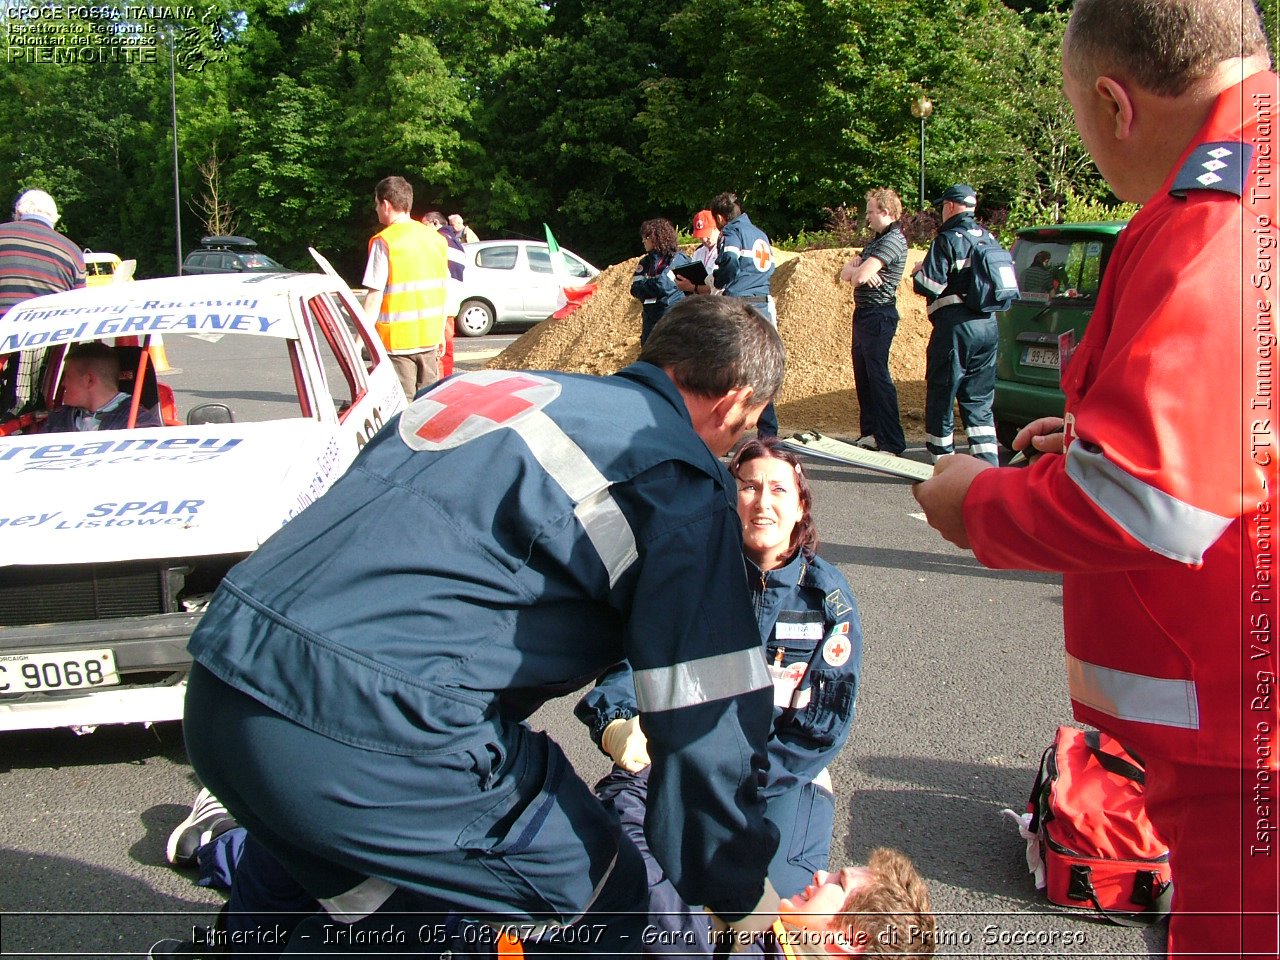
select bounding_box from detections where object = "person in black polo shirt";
[840,187,908,456]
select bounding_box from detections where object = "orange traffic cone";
[149,334,172,372]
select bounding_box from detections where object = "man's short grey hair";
[14,189,59,224]
[639,296,785,406]
[1065,0,1270,97]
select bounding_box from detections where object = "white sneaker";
[165,787,238,867]
[853,435,880,451]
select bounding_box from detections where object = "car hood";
[0,419,351,566]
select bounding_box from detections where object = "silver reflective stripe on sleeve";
[318,876,398,923]
[916,273,946,296]
[722,244,755,262]
[633,647,773,713]
[385,278,447,294]
[1067,654,1199,730]
[1065,440,1232,563]
[517,411,639,587]
[927,294,963,315]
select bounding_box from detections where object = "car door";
[470,244,525,324]
[524,244,594,321]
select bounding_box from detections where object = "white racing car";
[0,273,407,732]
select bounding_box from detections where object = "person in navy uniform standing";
[630,218,692,345]
[911,184,1000,465]
[181,295,788,956]
[711,191,779,437]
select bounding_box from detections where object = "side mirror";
[187,403,235,425]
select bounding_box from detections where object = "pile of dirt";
[488,247,931,438]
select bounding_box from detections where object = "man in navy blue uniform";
[181,295,787,956]
[711,191,779,438]
[911,184,1000,465]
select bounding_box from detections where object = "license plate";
[1022,346,1060,369]
[0,649,120,694]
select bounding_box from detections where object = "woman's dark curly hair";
[728,436,819,559]
[639,218,679,257]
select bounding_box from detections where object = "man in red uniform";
[913,1,1279,956]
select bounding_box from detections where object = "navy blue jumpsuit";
[579,549,862,897]
[183,363,779,953]
[912,212,1000,463]
[713,213,779,437]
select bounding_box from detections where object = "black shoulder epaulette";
[1170,141,1254,198]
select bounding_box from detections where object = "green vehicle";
[993,220,1128,450]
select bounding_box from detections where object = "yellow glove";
[707,879,781,954]
[601,716,650,772]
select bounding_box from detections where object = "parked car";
[0,273,407,732]
[83,250,135,287]
[993,220,1128,450]
[182,235,288,275]
[455,239,599,337]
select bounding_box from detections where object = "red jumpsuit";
[964,71,1280,957]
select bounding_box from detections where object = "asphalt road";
[0,334,1165,958]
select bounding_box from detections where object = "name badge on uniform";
[775,620,823,641]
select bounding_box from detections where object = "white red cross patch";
[399,370,561,451]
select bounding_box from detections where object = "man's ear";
[709,385,755,426]
[1096,75,1135,139]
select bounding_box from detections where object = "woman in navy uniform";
[579,437,863,897]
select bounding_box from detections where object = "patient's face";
[778,867,874,932]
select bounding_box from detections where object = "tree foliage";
[0,0,1260,274]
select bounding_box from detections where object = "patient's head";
[778,848,935,957]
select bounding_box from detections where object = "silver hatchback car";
[456,240,599,337]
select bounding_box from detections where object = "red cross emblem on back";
[399,371,561,450]
[751,238,772,272]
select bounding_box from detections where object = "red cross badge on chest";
[399,371,561,451]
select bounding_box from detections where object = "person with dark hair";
[43,342,162,432]
[710,191,779,437]
[181,294,787,957]
[840,188,908,457]
[914,1,1277,954]
[1019,250,1058,297]
[579,435,862,898]
[423,210,466,377]
[362,176,450,399]
[631,218,692,344]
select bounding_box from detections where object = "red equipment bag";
[1024,726,1172,924]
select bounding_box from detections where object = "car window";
[565,255,592,280]
[475,245,518,270]
[242,253,283,270]
[1013,237,1112,301]
[324,292,382,375]
[527,247,553,275]
[305,294,366,419]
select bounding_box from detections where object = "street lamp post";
[910,95,933,210]
[167,29,183,275]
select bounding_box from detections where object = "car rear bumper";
[0,612,198,732]
[994,379,1066,429]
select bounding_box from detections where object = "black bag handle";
[1083,730,1146,785]
[1068,864,1173,927]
